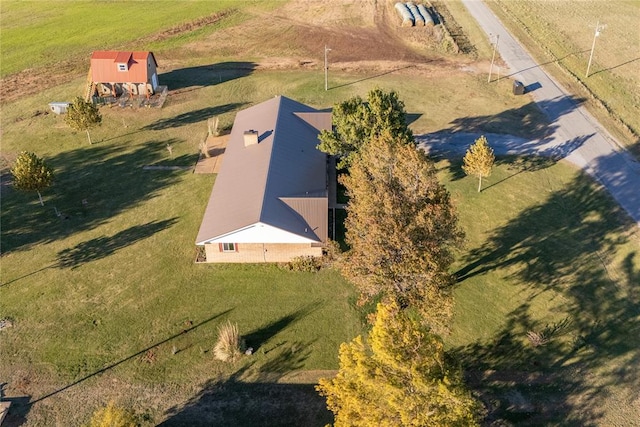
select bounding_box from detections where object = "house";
[195,96,332,263]
[88,51,159,98]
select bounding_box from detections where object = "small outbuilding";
[48,102,70,115]
[88,51,160,99]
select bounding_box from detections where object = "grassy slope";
[443,156,639,426]
[0,1,282,78]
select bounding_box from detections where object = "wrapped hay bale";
[395,2,414,27]
[417,3,435,26]
[406,2,425,26]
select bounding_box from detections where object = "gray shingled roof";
[195,96,331,245]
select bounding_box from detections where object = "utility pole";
[488,34,499,83]
[586,21,605,78]
[324,45,331,91]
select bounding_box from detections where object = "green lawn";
[442,157,640,426]
[0,71,375,426]
[0,1,283,78]
[0,61,530,424]
[2,68,637,426]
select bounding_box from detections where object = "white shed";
[49,102,70,115]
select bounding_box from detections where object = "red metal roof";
[114,51,132,64]
[90,51,157,84]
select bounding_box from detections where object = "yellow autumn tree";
[462,135,495,192]
[317,301,480,426]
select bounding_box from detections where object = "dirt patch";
[0,60,86,104]
[145,10,236,43]
[190,0,454,67]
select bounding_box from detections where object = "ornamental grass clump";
[214,321,244,362]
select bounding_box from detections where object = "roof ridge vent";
[244,130,259,147]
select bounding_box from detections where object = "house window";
[222,243,236,252]
[117,63,127,71]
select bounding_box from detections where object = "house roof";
[196,96,332,245]
[90,51,157,84]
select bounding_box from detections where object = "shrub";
[285,256,321,272]
[87,401,136,427]
[321,240,342,267]
[214,321,244,362]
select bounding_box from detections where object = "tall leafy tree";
[65,97,102,145]
[317,301,481,427]
[462,135,495,192]
[341,132,463,329]
[10,151,54,206]
[318,88,414,169]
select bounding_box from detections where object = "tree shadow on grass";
[433,136,588,189]
[440,95,586,141]
[243,303,321,353]
[159,375,330,427]
[159,305,328,425]
[451,165,639,425]
[160,339,329,427]
[424,101,592,190]
[422,95,590,186]
[160,62,257,92]
[56,218,178,269]
[143,103,246,131]
[479,155,565,192]
[0,140,183,254]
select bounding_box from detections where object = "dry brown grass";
[213,321,244,363]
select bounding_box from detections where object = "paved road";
[422,0,640,226]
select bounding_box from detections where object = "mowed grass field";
[0,1,282,78]
[441,156,640,426]
[1,0,639,425]
[487,0,640,154]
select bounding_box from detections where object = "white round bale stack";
[406,2,425,26]
[417,3,435,26]
[395,2,415,27]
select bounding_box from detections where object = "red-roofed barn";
[89,51,159,98]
